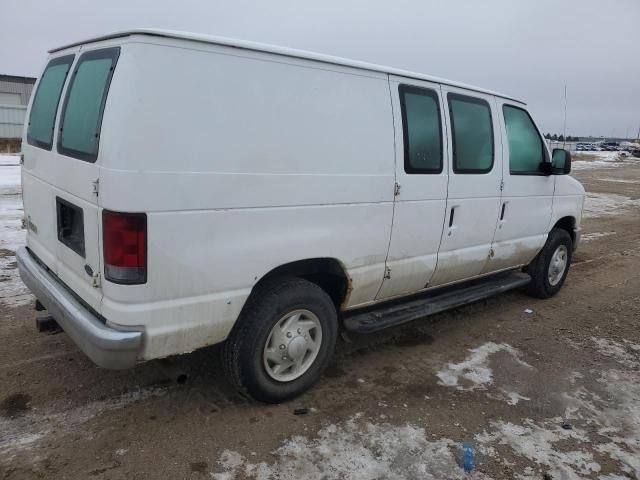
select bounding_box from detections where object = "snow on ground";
[436,342,532,391]
[597,177,640,185]
[0,165,21,195]
[0,386,168,459]
[582,192,640,218]
[0,163,30,307]
[212,339,639,479]
[211,414,489,480]
[474,337,640,479]
[0,154,20,166]
[581,231,616,242]
[571,152,626,171]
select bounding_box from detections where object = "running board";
[344,272,531,334]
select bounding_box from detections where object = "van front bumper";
[17,247,143,369]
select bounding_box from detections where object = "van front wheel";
[222,278,337,403]
[526,228,573,299]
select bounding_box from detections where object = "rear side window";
[27,55,75,150]
[399,85,443,173]
[448,93,494,173]
[58,47,120,162]
[503,105,545,174]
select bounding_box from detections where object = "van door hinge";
[394,182,401,196]
[92,273,101,288]
[499,180,504,191]
[384,266,392,279]
[92,179,99,196]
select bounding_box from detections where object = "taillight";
[102,211,147,284]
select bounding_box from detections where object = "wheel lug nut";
[282,355,288,360]
[286,332,292,338]
[279,344,285,350]
[297,328,301,334]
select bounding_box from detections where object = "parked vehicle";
[18,29,585,402]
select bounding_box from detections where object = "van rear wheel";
[525,228,573,299]
[222,278,337,403]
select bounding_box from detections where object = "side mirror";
[552,148,571,175]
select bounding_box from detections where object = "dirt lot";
[1,152,639,479]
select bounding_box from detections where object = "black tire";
[222,277,338,403]
[525,228,573,299]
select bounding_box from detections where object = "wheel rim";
[548,245,568,286]
[263,309,323,382]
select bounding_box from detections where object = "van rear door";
[22,47,120,312]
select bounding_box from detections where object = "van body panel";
[85,39,395,356]
[21,46,107,312]
[376,76,448,300]
[19,31,585,365]
[428,86,503,287]
[483,99,554,272]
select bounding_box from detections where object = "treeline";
[543,133,580,141]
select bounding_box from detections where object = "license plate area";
[56,197,86,258]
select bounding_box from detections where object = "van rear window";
[58,47,120,162]
[27,55,75,150]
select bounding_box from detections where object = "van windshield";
[27,55,75,150]
[58,47,120,162]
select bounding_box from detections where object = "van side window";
[58,47,120,162]
[26,55,75,150]
[448,93,494,173]
[503,105,545,174]
[399,85,443,174]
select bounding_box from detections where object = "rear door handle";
[500,202,507,220]
[449,207,456,227]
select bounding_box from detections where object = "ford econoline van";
[18,29,585,402]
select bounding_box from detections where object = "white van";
[18,29,585,402]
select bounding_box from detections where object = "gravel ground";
[1,152,640,479]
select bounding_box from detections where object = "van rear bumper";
[17,247,143,369]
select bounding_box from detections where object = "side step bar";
[344,272,531,334]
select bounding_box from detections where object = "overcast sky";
[1,0,638,137]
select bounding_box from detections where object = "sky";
[1,0,638,138]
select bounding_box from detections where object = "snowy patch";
[571,152,624,171]
[477,419,599,479]
[581,231,616,242]
[210,416,488,480]
[436,342,531,391]
[0,165,21,195]
[0,193,30,307]
[597,177,640,185]
[582,193,640,218]
[504,391,531,406]
[591,337,639,369]
[472,338,640,478]
[0,387,167,458]
[0,155,20,166]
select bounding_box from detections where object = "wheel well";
[553,216,576,243]
[254,258,350,309]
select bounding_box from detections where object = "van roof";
[50,28,525,104]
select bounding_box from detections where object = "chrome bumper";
[17,247,143,369]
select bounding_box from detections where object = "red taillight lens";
[103,211,146,284]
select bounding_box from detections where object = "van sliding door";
[376,77,448,300]
[428,88,503,287]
